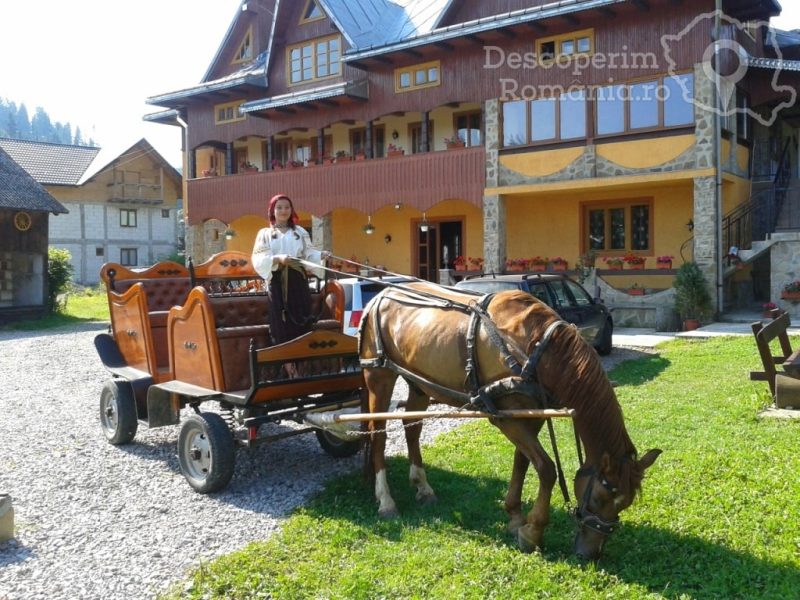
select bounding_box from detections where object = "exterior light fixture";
[394,202,402,210]
[384,234,392,244]
[224,228,236,240]
[363,215,375,235]
[686,218,694,232]
[419,212,429,232]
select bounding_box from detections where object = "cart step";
[155,380,225,399]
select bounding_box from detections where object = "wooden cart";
[94,251,364,493]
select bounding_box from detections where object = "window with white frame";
[120,209,137,228]
[288,36,340,84]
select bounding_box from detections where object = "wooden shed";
[0,147,68,323]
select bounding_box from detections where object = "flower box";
[387,150,405,158]
[781,290,800,302]
[446,141,465,150]
[627,288,645,296]
[551,262,568,272]
[531,264,546,272]
[455,264,467,271]
[607,263,624,271]
[627,263,645,270]
[656,260,672,269]
[507,265,525,272]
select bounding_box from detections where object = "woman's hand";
[321,251,331,260]
[274,254,290,265]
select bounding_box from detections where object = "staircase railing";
[722,137,793,253]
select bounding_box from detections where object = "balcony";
[185,146,486,225]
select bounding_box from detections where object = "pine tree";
[16,104,31,140]
[31,107,54,142]
[73,126,84,146]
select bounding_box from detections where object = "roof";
[0,147,68,214]
[0,138,100,186]
[78,138,183,186]
[240,79,369,113]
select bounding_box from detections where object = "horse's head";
[572,449,661,561]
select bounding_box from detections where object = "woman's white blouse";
[251,225,324,283]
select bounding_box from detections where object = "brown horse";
[358,282,660,560]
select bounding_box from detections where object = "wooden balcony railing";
[185,147,486,225]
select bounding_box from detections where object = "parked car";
[338,276,414,335]
[454,272,613,355]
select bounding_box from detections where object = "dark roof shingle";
[0,138,100,186]
[0,147,68,213]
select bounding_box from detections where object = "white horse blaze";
[409,464,435,500]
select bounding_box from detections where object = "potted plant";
[762,301,780,318]
[468,256,484,271]
[387,143,404,158]
[239,161,258,172]
[528,256,547,271]
[354,150,366,161]
[271,159,284,171]
[453,255,467,271]
[656,255,673,269]
[444,135,465,150]
[623,252,646,269]
[335,150,350,163]
[505,258,528,272]
[627,283,645,296]
[673,262,713,331]
[550,256,568,271]
[781,280,800,301]
[603,256,624,270]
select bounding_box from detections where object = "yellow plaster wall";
[505,183,694,267]
[499,147,584,177]
[736,143,750,173]
[596,135,695,169]
[722,175,752,214]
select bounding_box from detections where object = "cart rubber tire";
[596,319,613,356]
[178,412,235,493]
[99,380,138,445]
[315,428,363,458]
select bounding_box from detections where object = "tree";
[16,103,31,140]
[31,107,54,142]
[73,126,84,146]
[47,248,74,312]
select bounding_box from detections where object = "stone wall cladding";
[483,194,505,274]
[771,237,800,318]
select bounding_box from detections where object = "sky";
[1,1,798,170]
[0,0,241,168]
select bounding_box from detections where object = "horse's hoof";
[517,525,542,554]
[378,507,400,520]
[416,492,438,506]
[507,515,526,535]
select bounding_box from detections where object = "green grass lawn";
[3,286,109,330]
[166,336,799,599]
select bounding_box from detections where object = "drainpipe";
[713,0,724,317]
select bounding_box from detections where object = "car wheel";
[99,380,138,445]
[178,412,235,493]
[315,428,363,458]
[596,319,613,356]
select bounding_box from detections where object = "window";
[288,36,340,84]
[349,126,385,158]
[273,139,291,167]
[409,122,433,153]
[583,200,652,254]
[502,89,586,147]
[537,29,594,63]
[395,61,440,93]
[300,0,324,23]
[215,101,245,124]
[455,111,481,147]
[95,247,104,257]
[120,248,138,267]
[161,209,170,218]
[120,209,137,228]
[233,27,253,63]
[595,73,694,136]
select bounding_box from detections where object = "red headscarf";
[268,194,300,226]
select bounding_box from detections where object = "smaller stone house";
[0,138,183,285]
[0,147,68,323]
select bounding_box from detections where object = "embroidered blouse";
[251,225,324,284]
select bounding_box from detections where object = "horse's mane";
[502,292,644,498]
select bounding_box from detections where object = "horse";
[358,281,661,560]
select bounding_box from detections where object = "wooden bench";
[750,310,800,409]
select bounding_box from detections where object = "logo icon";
[661,11,796,127]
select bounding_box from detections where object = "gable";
[0,147,67,214]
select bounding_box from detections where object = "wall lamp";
[686,218,694,232]
[419,212,430,232]
[384,234,392,244]
[363,215,375,235]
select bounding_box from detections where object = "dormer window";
[215,100,246,124]
[300,0,324,24]
[395,61,441,93]
[536,29,594,64]
[288,35,341,84]
[233,27,253,64]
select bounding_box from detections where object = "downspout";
[713,0,724,317]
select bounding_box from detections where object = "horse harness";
[359,289,584,505]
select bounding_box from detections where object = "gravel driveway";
[0,323,652,599]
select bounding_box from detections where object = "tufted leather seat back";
[211,294,271,329]
[115,278,192,313]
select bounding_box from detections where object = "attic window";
[234,26,253,63]
[536,29,594,64]
[395,61,441,93]
[215,100,246,124]
[300,0,324,23]
[288,35,341,84]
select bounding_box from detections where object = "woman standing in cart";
[252,194,329,345]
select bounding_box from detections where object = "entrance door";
[415,218,463,282]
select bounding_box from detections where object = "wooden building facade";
[147,0,800,324]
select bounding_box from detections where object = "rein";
[572,464,620,536]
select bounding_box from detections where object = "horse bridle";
[572,464,621,537]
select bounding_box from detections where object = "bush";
[47,248,74,312]
[673,261,713,320]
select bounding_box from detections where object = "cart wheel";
[315,428,363,458]
[178,413,235,493]
[99,381,138,445]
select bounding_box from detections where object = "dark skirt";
[268,267,313,344]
